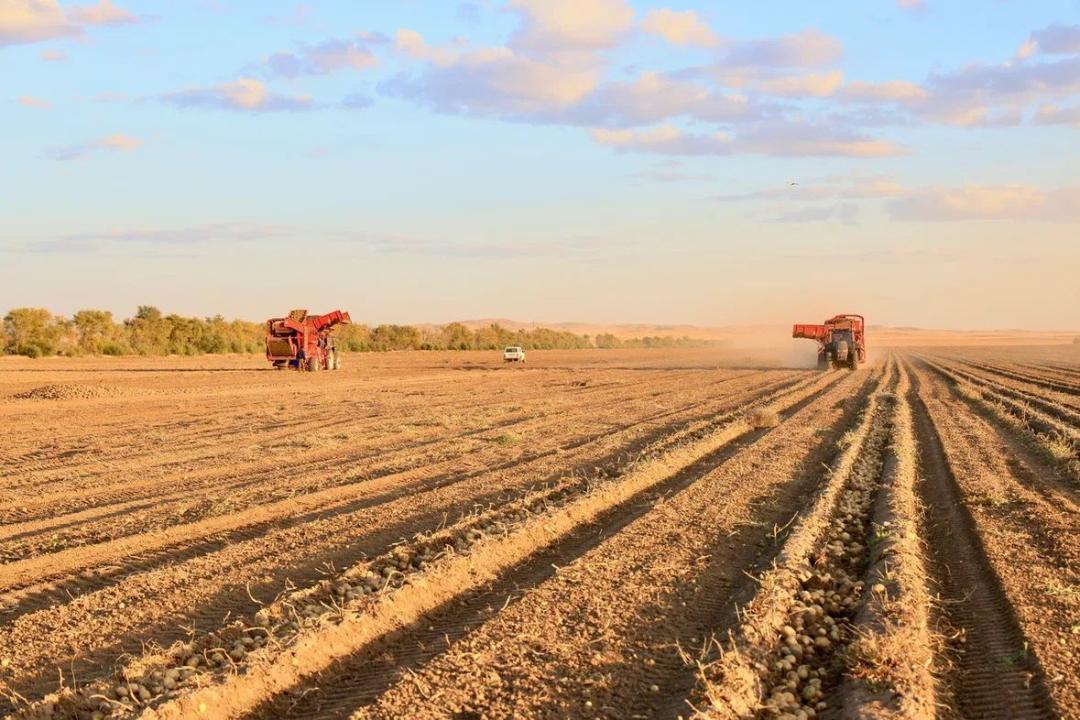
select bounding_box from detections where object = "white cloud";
[383,30,599,116]
[264,35,381,78]
[590,125,732,155]
[733,121,907,157]
[755,70,843,98]
[570,70,760,126]
[722,28,842,68]
[164,78,314,112]
[1027,23,1080,56]
[395,28,458,67]
[838,80,927,104]
[1034,104,1080,127]
[0,0,135,46]
[508,0,634,56]
[68,0,134,26]
[641,9,719,48]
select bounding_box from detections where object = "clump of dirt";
[749,408,781,428]
[14,383,123,400]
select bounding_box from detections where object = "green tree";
[3,308,72,356]
[73,309,119,354]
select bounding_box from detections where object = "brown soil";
[1,347,1076,720]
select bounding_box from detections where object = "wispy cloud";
[40,48,68,62]
[734,121,907,157]
[767,202,860,224]
[341,93,374,110]
[717,176,905,202]
[592,118,904,159]
[1,0,137,46]
[833,23,1080,127]
[1034,104,1080,127]
[68,0,135,26]
[29,223,622,259]
[17,95,51,109]
[590,125,732,155]
[896,0,926,13]
[163,78,314,112]
[721,28,842,69]
[889,185,1080,222]
[48,133,142,161]
[262,34,385,78]
[1026,22,1080,56]
[35,222,290,251]
[382,30,599,117]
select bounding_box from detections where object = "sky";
[2,0,1079,330]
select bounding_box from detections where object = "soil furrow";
[306,371,874,720]
[20,371,844,720]
[0,371,780,561]
[0,372,817,711]
[908,364,1059,720]
[0,370,718,517]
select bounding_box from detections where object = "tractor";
[265,309,351,371]
[793,314,866,370]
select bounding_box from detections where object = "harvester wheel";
[307,357,320,373]
[332,351,341,370]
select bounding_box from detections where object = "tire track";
[909,362,1060,720]
[956,358,1080,398]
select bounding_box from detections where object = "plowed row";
[2,347,1077,720]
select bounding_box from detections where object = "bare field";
[1,347,1077,720]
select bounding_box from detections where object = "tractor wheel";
[332,352,341,370]
[307,357,320,372]
[835,341,849,369]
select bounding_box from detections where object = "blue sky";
[2,1,1079,329]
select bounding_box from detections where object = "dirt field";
[1,346,1077,720]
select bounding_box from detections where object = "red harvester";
[792,314,866,370]
[265,309,351,371]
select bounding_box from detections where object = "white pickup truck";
[503,346,526,363]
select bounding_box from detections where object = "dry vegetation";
[0,345,1076,720]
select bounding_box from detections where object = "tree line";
[1,307,718,358]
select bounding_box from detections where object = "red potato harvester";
[792,314,866,370]
[265,309,351,371]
